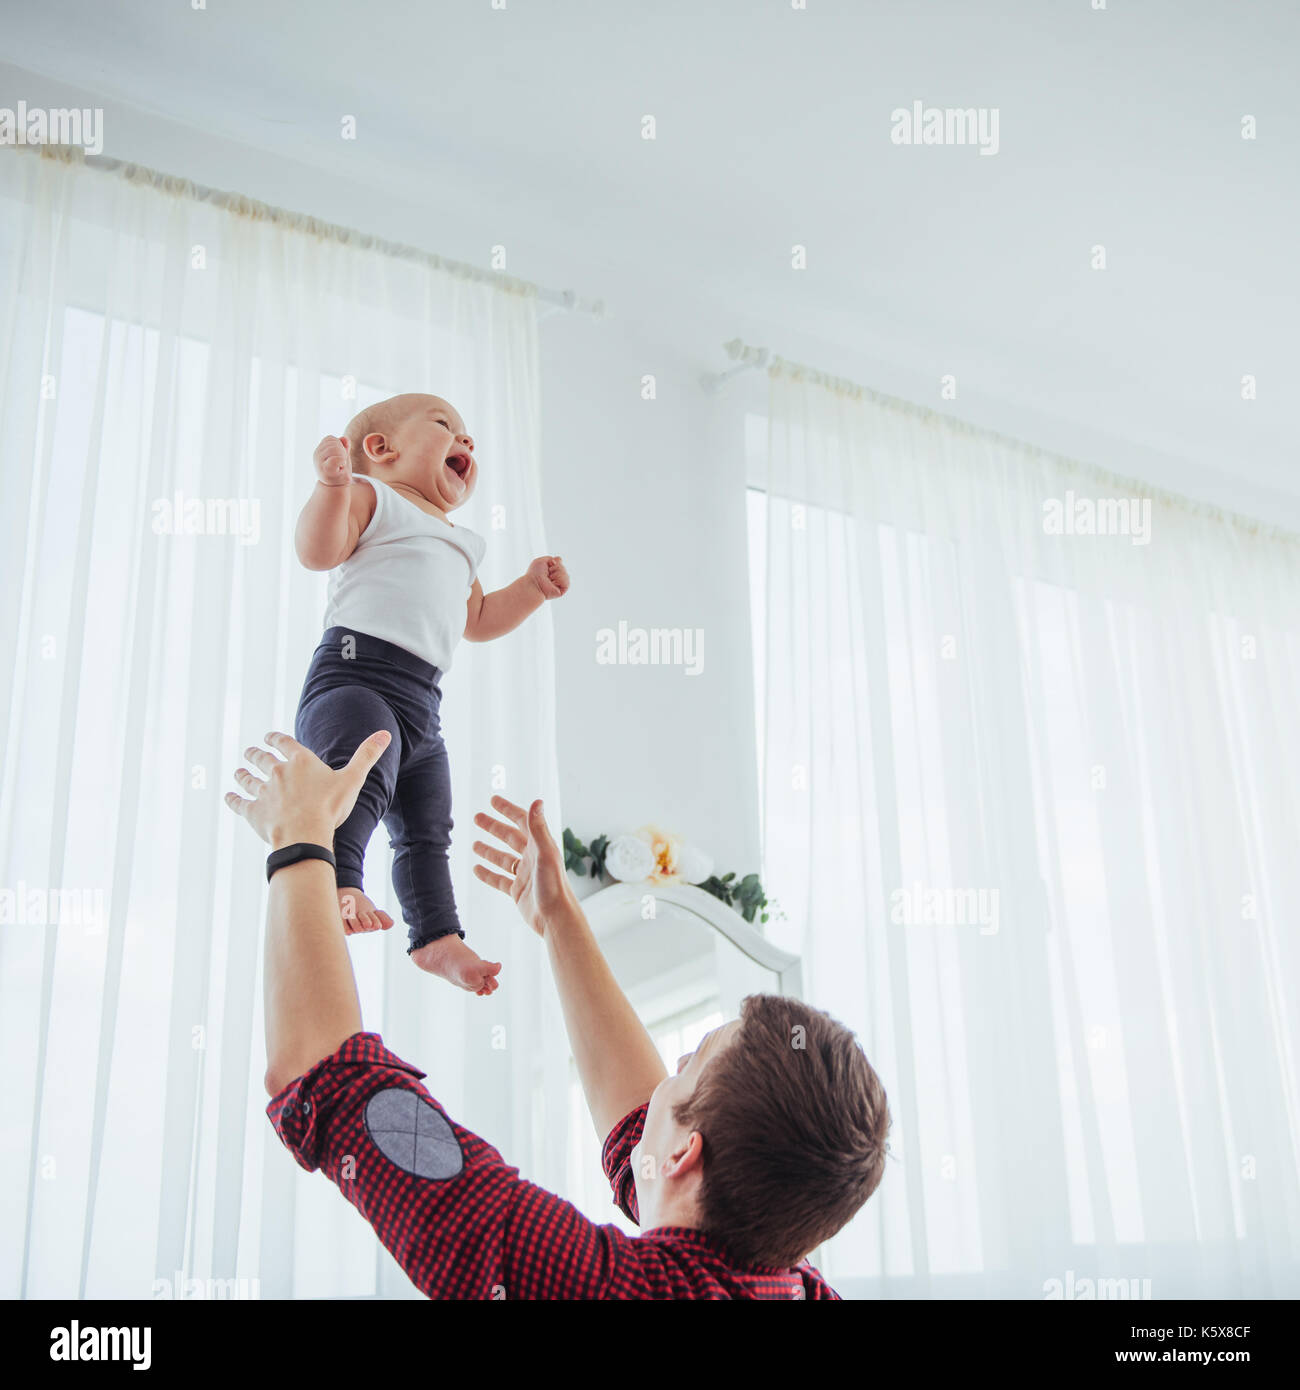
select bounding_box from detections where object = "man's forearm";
[543,896,668,1141]
[466,576,544,642]
[263,851,363,1095]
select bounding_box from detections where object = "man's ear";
[663,1129,706,1179]
[363,430,394,464]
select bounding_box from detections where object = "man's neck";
[637,1194,703,1234]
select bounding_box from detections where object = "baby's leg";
[295,682,402,932]
[384,732,502,995]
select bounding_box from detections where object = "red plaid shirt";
[268,1032,840,1300]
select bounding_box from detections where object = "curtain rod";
[707,337,1300,545]
[24,144,607,318]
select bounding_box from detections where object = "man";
[226,729,890,1298]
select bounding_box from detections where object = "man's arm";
[266,1031,644,1299]
[225,729,390,1092]
[228,733,649,1299]
[544,897,669,1142]
[263,858,361,1094]
[464,556,569,642]
[473,796,668,1140]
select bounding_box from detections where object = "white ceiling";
[4,0,1297,517]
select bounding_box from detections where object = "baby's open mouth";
[446,452,471,480]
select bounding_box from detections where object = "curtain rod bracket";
[701,343,769,392]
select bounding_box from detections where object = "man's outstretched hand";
[225,729,391,848]
[472,795,574,937]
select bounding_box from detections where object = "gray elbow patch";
[364,1088,464,1180]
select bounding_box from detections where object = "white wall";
[539,310,761,876]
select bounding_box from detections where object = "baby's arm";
[295,435,375,571]
[464,557,569,642]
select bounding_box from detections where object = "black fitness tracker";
[266,842,337,882]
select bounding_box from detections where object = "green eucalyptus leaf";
[697,876,730,904]
[736,874,769,924]
[562,827,589,875]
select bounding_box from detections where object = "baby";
[293,392,568,995]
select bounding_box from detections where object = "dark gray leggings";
[294,626,462,951]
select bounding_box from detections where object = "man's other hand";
[472,795,574,937]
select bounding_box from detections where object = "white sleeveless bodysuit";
[321,474,486,672]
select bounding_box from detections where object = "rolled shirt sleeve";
[600,1101,648,1225]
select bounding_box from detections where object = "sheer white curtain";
[0,148,570,1299]
[754,362,1300,1298]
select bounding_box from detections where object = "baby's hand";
[528,555,569,600]
[314,434,351,488]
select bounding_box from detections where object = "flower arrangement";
[563,824,776,926]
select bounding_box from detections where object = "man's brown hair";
[673,994,890,1268]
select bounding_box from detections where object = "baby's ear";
[362,430,390,462]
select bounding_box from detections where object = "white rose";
[676,844,714,884]
[604,834,655,883]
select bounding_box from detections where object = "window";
[745,428,1156,1278]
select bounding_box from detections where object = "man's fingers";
[528,799,558,847]
[473,840,520,874]
[345,730,392,780]
[233,767,264,795]
[489,794,527,826]
[264,731,306,756]
[337,731,392,796]
[474,809,526,851]
[243,745,281,774]
[224,791,251,818]
[473,863,513,895]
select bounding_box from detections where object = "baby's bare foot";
[410,934,502,995]
[338,888,394,935]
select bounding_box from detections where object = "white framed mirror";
[581,881,803,1011]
